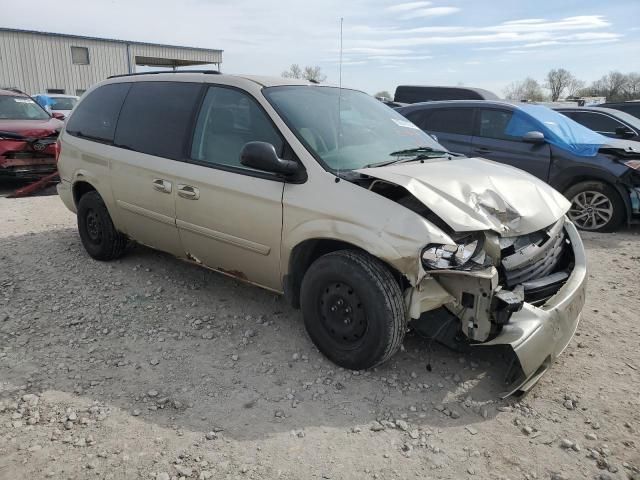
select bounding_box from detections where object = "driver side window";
[191,87,284,169]
[478,109,538,141]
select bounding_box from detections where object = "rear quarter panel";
[57,131,124,229]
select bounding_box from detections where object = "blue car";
[397,101,640,232]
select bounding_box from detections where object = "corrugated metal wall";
[0,30,222,95]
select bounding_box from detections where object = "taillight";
[55,139,61,163]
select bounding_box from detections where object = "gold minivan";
[57,72,586,394]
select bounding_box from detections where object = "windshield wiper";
[389,146,450,157]
[364,147,450,168]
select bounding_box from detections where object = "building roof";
[0,27,222,54]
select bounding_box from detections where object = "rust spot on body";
[218,268,248,281]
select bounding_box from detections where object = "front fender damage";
[406,219,586,396]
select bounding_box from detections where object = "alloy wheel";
[568,190,614,230]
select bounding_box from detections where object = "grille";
[500,220,568,288]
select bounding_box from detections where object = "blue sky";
[3,0,639,97]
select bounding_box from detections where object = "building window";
[76,89,86,96]
[71,46,90,65]
[47,88,65,94]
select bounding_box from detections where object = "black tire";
[300,250,407,370]
[77,191,127,260]
[564,181,625,232]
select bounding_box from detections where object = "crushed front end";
[410,217,586,395]
[0,131,59,179]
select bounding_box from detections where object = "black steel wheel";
[300,250,406,370]
[319,281,367,347]
[77,190,128,260]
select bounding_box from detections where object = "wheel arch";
[283,238,409,309]
[72,180,97,207]
[551,170,631,224]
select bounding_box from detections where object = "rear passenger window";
[190,87,283,169]
[66,83,130,142]
[114,82,202,160]
[424,108,474,135]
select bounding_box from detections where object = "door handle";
[474,147,491,154]
[177,184,200,200]
[152,178,172,193]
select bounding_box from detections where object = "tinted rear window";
[422,108,474,135]
[114,82,202,160]
[66,83,130,142]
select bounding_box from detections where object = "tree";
[566,77,585,98]
[303,66,327,83]
[374,90,392,99]
[545,68,579,101]
[622,72,640,100]
[587,71,628,101]
[503,77,546,102]
[281,64,303,79]
[282,64,327,82]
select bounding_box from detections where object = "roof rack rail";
[4,87,28,95]
[108,70,221,79]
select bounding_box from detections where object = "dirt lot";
[1,188,639,480]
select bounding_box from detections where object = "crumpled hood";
[357,157,571,236]
[0,118,63,138]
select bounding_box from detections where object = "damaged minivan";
[57,72,587,394]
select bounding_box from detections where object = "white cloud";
[386,1,432,12]
[400,6,461,20]
[347,15,621,51]
[343,47,415,55]
[367,54,433,61]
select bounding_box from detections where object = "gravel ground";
[0,190,639,480]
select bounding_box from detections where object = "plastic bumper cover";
[481,220,587,395]
[56,179,76,213]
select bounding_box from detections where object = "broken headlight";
[421,235,486,270]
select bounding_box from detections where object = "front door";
[174,86,285,291]
[472,108,552,181]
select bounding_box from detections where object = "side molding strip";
[176,219,271,256]
[116,200,175,226]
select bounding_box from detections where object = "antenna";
[336,17,344,182]
[339,17,343,90]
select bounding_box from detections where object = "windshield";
[50,97,77,111]
[509,104,606,157]
[0,96,50,121]
[263,86,445,170]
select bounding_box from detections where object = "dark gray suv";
[397,100,640,232]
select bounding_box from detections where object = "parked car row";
[395,99,640,232]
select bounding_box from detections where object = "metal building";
[0,28,223,96]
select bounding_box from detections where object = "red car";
[0,89,63,179]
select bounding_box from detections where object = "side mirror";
[240,141,300,176]
[615,126,635,138]
[430,133,439,143]
[51,112,65,120]
[522,131,545,144]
